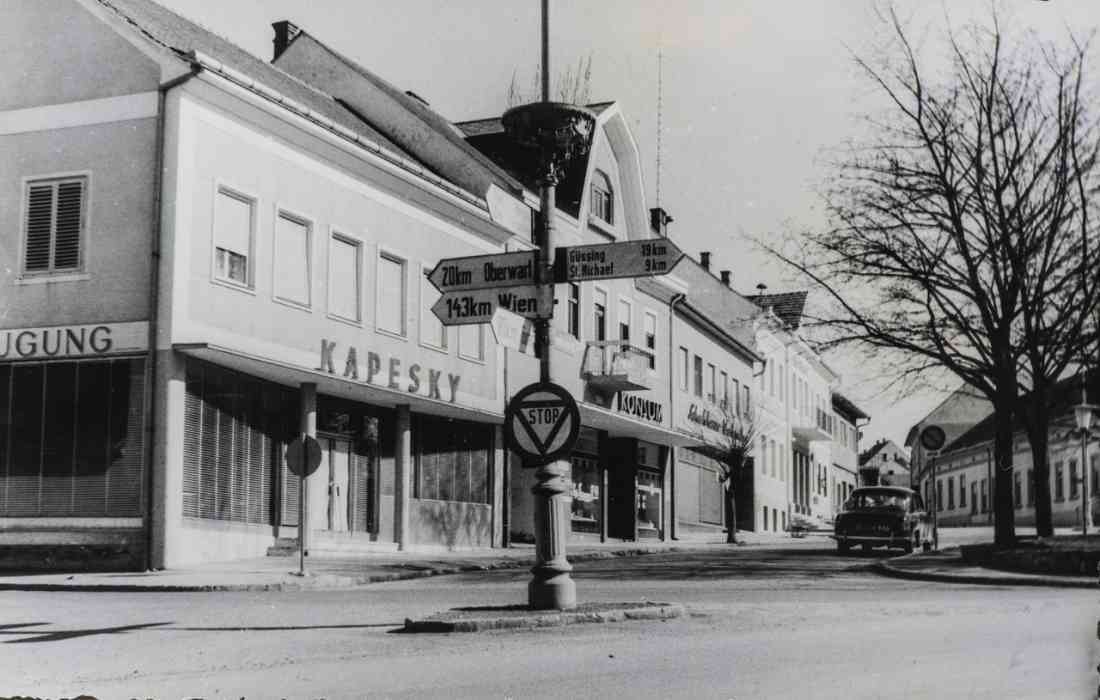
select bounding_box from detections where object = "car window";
[850,491,910,509]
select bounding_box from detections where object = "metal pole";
[931,452,939,551]
[527,0,575,611]
[298,440,306,576]
[1082,381,1090,537]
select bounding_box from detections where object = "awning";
[175,343,503,425]
[578,402,706,447]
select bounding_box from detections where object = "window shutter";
[24,184,53,272]
[53,180,84,270]
[183,367,203,518]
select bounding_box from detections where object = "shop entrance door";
[310,437,351,532]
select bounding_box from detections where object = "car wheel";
[861,544,872,553]
[837,541,850,554]
[921,541,932,552]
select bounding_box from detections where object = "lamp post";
[502,0,595,610]
[1073,389,1097,537]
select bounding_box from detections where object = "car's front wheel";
[837,539,850,554]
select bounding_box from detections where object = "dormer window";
[590,170,613,224]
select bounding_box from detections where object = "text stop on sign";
[505,382,580,464]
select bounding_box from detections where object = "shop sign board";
[432,285,553,326]
[427,250,538,293]
[554,239,684,283]
[489,307,535,354]
[0,321,148,360]
[285,435,322,477]
[505,381,581,464]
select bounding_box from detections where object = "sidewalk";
[874,547,1098,589]
[0,531,797,592]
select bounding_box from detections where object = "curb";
[0,546,678,593]
[872,556,1098,589]
[402,602,684,633]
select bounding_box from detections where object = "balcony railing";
[582,341,653,393]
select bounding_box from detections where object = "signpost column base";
[528,458,576,610]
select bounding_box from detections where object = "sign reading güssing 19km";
[554,239,685,283]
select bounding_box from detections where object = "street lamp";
[1073,393,1097,536]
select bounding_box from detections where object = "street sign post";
[285,435,322,576]
[505,382,581,464]
[490,307,535,354]
[428,250,538,293]
[431,285,553,326]
[919,426,946,552]
[554,239,684,283]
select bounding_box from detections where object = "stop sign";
[285,435,323,477]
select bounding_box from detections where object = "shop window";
[213,186,253,287]
[377,252,407,336]
[643,312,657,370]
[571,454,600,533]
[590,170,614,224]
[636,469,662,536]
[274,210,311,307]
[1054,461,1064,501]
[23,175,86,275]
[329,233,361,322]
[419,270,446,349]
[0,359,145,517]
[413,416,491,504]
[568,283,580,338]
[182,360,293,524]
[594,288,607,341]
[459,324,484,362]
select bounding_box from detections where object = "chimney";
[699,251,711,271]
[272,21,301,61]
[720,270,731,287]
[649,207,673,237]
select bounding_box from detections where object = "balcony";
[792,408,831,443]
[582,341,653,393]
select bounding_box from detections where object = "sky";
[156,0,1100,451]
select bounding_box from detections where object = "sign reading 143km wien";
[505,382,580,464]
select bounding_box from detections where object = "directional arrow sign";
[431,285,553,326]
[554,239,684,283]
[428,250,538,293]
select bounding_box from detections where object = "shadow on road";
[3,621,171,644]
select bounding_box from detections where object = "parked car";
[833,486,932,554]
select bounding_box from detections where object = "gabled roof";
[94,0,411,158]
[832,392,869,421]
[749,291,808,330]
[943,369,1100,453]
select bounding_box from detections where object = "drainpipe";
[144,66,200,571]
[668,293,686,539]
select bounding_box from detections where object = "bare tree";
[764,8,1100,547]
[690,402,764,544]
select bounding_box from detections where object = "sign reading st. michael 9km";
[554,238,684,283]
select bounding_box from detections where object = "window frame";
[418,266,448,352]
[20,172,91,280]
[593,286,608,342]
[590,169,614,225]
[693,354,703,398]
[643,310,657,371]
[567,282,580,339]
[271,205,314,310]
[210,182,257,292]
[375,248,408,338]
[617,297,632,344]
[458,323,485,363]
[327,229,363,325]
[678,346,689,391]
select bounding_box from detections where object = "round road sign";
[505,382,581,464]
[286,435,323,477]
[919,425,946,452]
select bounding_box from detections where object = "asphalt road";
[2,540,1095,699]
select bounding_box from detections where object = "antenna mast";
[656,48,663,208]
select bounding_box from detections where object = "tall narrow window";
[377,253,406,335]
[274,211,311,306]
[743,385,751,416]
[678,347,688,391]
[593,288,607,342]
[959,473,967,508]
[213,187,253,286]
[644,312,657,370]
[420,270,446,349]
[1070,459,1079,499]
[618,299,631,343]
[459,324,484,361]
[1013,471,1022,508]
[693,355,703,397]
[1092,455,1099,497]
[23,176,86,275]
[329,234,361,322]
[720,371,729,408]
[590,170,613,224]
[707,363,716,403]
[1054,461,1064,501]
[733,378,741,414]
[567,282,580,338]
